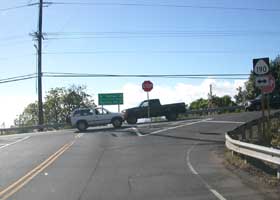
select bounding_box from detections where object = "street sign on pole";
[261,74,275,94]
[253,58,270,75]
[142,80,153,124]
[255,76,269,87]
[142,80,153,92]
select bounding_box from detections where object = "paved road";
[0,111,277,200]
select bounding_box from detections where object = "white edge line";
[203,120,245,124]
[210,189,227,200]
[186,144,227,200]
[186,145,199,175]
[131,127,143,137]
[139,118,213,137]
[0,136,30,150]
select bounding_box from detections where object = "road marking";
[0,141,75,200]
[75,133,84,138]
[186,144,227,200]
[186,145,198,175]
[139,118,212,137]
[0,136,30,150]
[131,127,142,136]
[203,120,244,124]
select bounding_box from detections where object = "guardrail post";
[257,120,262,141]
[249,125,253,141]
[277,166,280,179]
[241,126,246,141]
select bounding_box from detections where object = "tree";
[14,102,38,127]
[44,88,64,124]
[234,86,246,104]
[212,95,236,107]
[189,98,208,110]
[61,85,95,123]
[190,95,236,110]
[14,85,95,126]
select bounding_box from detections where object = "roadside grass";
[224,150,280,186]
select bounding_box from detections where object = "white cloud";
[0,95,36,128]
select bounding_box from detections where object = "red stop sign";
[262,74,275,94]
[142,80,153,92]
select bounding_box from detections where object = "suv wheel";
[112,118,122,128]
[77,121,88,131]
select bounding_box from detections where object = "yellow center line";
[0,141,75,200]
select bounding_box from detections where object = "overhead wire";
[43,72,249,80]
[47,1,280,12]
[41,50,277,55]
[0,74,37,84]
[0,3,37,12]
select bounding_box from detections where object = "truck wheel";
[77,121,88,131]
[166,113,177,121]
[112,118,122,128]
[127,117,137,124]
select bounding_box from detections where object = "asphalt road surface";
[0,111,277,200]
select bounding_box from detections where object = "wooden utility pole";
[37,0,44,126]
[208,84,213,109]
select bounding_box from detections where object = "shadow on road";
[75,126,133,134]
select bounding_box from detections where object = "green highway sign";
[98,93,124,105]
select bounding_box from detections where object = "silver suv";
[70,107,124,131]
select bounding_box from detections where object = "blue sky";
[0,0,280,126]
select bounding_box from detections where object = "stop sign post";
[142,80,153,122]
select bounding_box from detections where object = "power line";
[44,72,250,76]
[0,3,37,12]
[48,1,280,12]
[41,50,279,55]
[0,73,36,82]
[0,72,249,85]
[0,74,37,84]
[43,72,249,80]
[46,30,280,36]
[44,30,280,40]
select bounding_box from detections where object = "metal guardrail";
[0,124,67,135]
[225,111,280,179]
[186,105,244,115]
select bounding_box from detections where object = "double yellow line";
[0,141,75,200]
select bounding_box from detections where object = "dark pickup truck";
[123,99,186,124]
[245,94,280,111]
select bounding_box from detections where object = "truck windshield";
[139,101,149,107]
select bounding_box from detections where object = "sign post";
[253,57,273,139]
[142,80,153,124]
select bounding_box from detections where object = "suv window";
[96,108,109,115]
[74,109,92,116]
